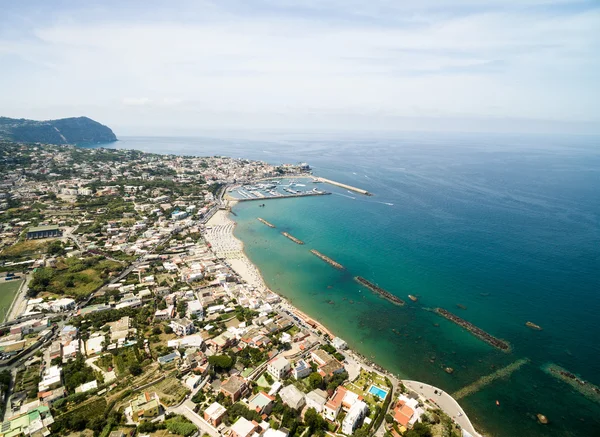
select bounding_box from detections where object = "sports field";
[0,279,23,322]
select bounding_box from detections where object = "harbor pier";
[314,177,372,196]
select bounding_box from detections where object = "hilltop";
[0,116,117,145]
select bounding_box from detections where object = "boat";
[496,400,500,406]
[456,304,467,310]
[408,295,418,302]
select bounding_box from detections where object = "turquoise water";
[96,132,600,437]
[369,385,389,400]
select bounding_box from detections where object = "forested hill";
[0,116,117,145]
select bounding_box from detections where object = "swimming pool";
[368,384,389,400]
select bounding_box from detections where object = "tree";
[405,422,433,437]
[354,428,369,437]
[47,240,66,256]
[308,372,323,389]
[177,301,187,318]
[208,354,234,372]
[129,363,143,376]
[326,370,348,391]
[304,407,327,435]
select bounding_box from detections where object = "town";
[0,142,468,437]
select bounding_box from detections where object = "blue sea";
[95,132,600,437]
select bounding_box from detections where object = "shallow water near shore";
[98,132,600,437]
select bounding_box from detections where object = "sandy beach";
[203,205,480,437]
[204,207,269,292]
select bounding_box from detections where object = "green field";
[0,279,23,321]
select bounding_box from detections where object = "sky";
[0,0,599,135]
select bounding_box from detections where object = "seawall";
[314,177,372,196]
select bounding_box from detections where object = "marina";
[434,308,511,352]
[281,232,304,245]
[354,276,405,306]
[310,249,345,269]
[227,178,330,202]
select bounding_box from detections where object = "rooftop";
[27,225,59,233]
[221,375,246,394]
[204,402,227,419]
[230,417,257,437]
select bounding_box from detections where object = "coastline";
[204,203,481,437]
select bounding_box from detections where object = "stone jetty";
[257,217,275,228]
[434,308,510,352]
[354,276,405,306]
[281,232,304,244]
[543,364,600,403]
[310,250,344,269]
[453,359,529,400]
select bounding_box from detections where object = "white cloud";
[122,97,152,106]
[0,1,598,132]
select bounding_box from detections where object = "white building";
[186,300,204,320]
[50,298,76,312]
[332,337,347,350]
[184,374,202,390]
[292,359,311,379]
[167,334,204,349]
[279,384,305,410]
[342,400,368,435]
[263,430,288,437]
[231,417,257,437]
[305,389,328,413]
[170,318,195,336]
[267,356,290,380]
[38,366,62,392]
[154,305,175,321]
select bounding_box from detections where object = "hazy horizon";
[1,0,599,134]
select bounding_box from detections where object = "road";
[402,380,481,437]
[169,400,221,437]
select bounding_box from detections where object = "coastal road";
[402,380,481,437]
